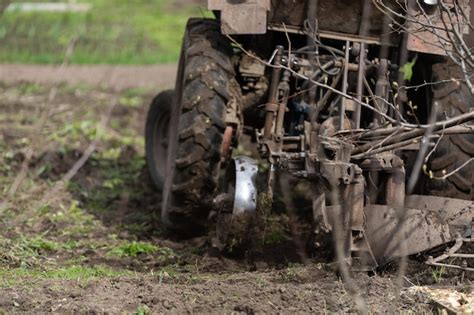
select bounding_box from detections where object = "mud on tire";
[163,19,241,234]
[426,60,474,200]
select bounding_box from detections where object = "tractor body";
[147,0,474,271]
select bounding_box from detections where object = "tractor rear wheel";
[145,90,173,191]
[162,18,241,234]
[426,60,474,200]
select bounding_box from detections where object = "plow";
[146,0,474,272]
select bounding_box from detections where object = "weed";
[102,178,124,190]
[263,229,288,245]
[51,201,99,236]
[136,304,151,315]
[23,236,62,252]
[432,266,445,284]
[16,83,45,95]
[255,276,268,288]
[119,95,143,108]
[49,120,106,143]
[0,234,81,268]
[278,265,301,283]
[0,265,130,286]
[56,82,96,95]
[108,241,162,257]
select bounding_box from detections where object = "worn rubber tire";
[426,61,474,200]
[145,90,173,191]
[162,18,241,234]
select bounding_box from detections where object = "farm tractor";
[146,0,474,271]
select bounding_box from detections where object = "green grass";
[0,0,211,64]
[136,304,151,315]
[0,265,131,287]
[0,83,177,288]
[108,241,173,258]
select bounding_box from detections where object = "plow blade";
[364,195,473,266]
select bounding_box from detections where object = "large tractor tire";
[427,60,474,200]
[162,18,241,234]
[145,90,173,191]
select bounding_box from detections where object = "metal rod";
[374,59,389,126]
[340,41,350,131]
[316,71,343,114]
[355,43,366,129]
[275,71,291,141]
[263,46,284,140]
[267,25,383,45]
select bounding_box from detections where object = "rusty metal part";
[268,0,393,40]
[311,151,473,269]
[339,41,351,131]
[405,195,473,227]
[239,54,266,77]
[314,70,343,117]
[333,60,360,72]
[209,0,270,34]
[354,43,366,129]
[263,46,284,140]
[360,154,405,206]
[374,59,390,123]
[269,24,385,45]
[312,159,378,270]
[208,1,473,273]
[221,126,234,161]
[274,71,291,142]
[364,195,473,266]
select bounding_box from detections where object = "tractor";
[146,0,474,271]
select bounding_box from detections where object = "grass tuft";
[108,241,171,258]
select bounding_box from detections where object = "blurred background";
[0,0,207,65]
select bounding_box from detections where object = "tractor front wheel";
[161,18,242,235]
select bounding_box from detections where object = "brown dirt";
[0,75,471,314]
[0,64,177,91]
[0,266,433,314]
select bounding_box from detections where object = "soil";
[0,266,431,314]
[0,64,177,91]
[0,69,472,314]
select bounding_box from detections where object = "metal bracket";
[224,156,259,215]
[208,0,271,34]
